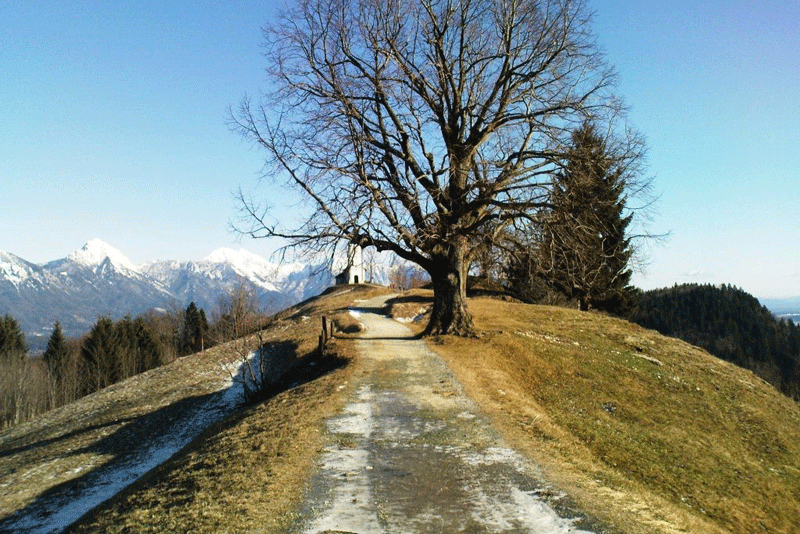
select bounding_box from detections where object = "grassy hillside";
[0,284,390,533]
[3,285,798,534]
[427,296,800,534]
[632,283,800,399]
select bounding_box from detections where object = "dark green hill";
[632,283,800,399]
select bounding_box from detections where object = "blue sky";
[2,1,798,298]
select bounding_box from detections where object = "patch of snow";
[327,403,373,437]
[304,386,382,534]
[1,353,257,534]
[510,487,591,533]
[460,446,528,471]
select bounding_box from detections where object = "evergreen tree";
[132,316,165,372]
[80,317,120,394]
[0,314,27,361]
[43,321,70,383]
[115,315,139,379]
[114,316,166,379]
[181,302,209,355]
[538,122,635,314]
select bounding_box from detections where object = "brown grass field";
[425,294,800,534]
[2,284,798,534]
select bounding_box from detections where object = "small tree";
[0,314,27,362]
[537,122,636,314]
[181,302,209,355]
[80,317,120,394]
[131,316,166,372]
[43,322,70,384]
[213,284,261,343]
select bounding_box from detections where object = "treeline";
[1,285,267,429]
[632,283,800,400]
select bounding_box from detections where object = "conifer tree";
[115,315,137,378]
[113,316,166,379]
[80,317,120,393]
[133,316,165,372]
[43,321,70,383]
[0,314,27,361]
[538,122,635,314]
[181,302,209,355]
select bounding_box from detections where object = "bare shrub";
[212,284,265,343]
[0,357,53,429]
[223,329,300,405]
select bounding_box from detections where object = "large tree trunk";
[424,240,474,336]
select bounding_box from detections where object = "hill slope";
[432,296,800,534]
[2,288,798,534]
[0,284,390,533]
[631,283,800,399]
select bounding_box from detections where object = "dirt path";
[292,295,599,534]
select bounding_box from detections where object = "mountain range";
[5,239,797,352]
[0,239,343,351]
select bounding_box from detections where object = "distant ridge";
[632,283,800,399]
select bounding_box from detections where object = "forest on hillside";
[0,286,265,429]
[632,283,800,400]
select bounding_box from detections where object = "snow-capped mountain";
[43,240,173,304]
[0,240,339,352]
[0,251,76,347]
[142,247,334,316]
[0,250,61,290]
[47,239,142,277]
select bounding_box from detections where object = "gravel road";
[293,294,598,534]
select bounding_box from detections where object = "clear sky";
[2,1,798,298]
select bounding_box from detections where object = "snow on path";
[0,357,254,534]
[295,294,597,533]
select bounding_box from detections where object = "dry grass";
[422,295,800,534]
[1,284,391,534]
[0,339,244,520]
[384,289,432,335]
[7,284,798,534]
[65,284,392,533]
[67,355,353,534]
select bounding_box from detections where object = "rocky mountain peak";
[67,239,139,274]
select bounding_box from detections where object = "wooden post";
[318,334,324,356]
[322,316,328,343]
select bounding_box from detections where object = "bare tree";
[212,284,263,343]
[232,0,643,335]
